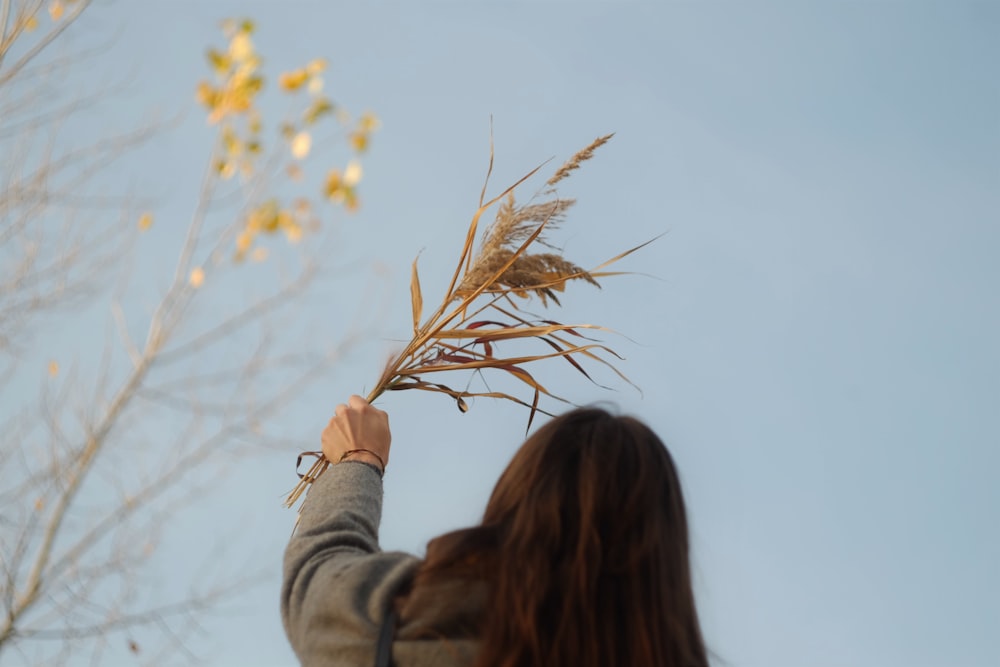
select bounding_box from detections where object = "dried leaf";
[410,257,423,335]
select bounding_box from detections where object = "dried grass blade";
[398,347,615,392]
[390,380,557,417]
[285,457,329,507]
[489,305,609,343]
[534,335,611,389]
[479,118,495,208]
[492,364,551,426]
[431,323,605,341]
[410,256,423,335]
[467,320,511,329]
[560,341,639,394]
[589,234,664,273]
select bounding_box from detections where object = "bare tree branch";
[0,6,381,662]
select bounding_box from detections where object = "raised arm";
[281,397,418,666]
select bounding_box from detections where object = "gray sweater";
[282,462,483,667]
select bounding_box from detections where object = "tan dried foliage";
[287,133,648,508]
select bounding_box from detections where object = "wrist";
[338,448,386,476]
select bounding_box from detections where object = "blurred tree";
[0,2,378,663]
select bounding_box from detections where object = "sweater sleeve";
[282,461,420,667]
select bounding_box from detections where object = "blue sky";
[11,1,999,666]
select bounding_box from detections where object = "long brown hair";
[406,407,708,667]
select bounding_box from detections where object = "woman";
[282,395,708,667]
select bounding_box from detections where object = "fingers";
[333,396,372,419]
[322,396,390,469]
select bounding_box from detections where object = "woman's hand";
[322,395,391,473]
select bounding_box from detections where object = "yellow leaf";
[48,360,59,377]
[343,160,363,186]
[228,73,263,111]
[24,14,39,31]
[251,247,269,262]
[228,32,253,62]
[358,112,380,132]
[349,131,369,153]
[195,81,218,109]
[48,1,64,21]
[344,189,359,212]
[258,201,281,232]
[303,98,334,125]
[284,222,303,243]
[189,267,205,288]
[306,58,327,75]
[410,257,423,334]
[307,76,323,94]
[236,231,253,254]
[221,125,240,154]
[290,131,311,159]
[279,69,308,92]
[137,213,153,230]
[206,48,230,77]
[324,169,344,201]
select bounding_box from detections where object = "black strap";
[374,606,398,667]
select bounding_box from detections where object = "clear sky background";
[11,1,1000,666]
